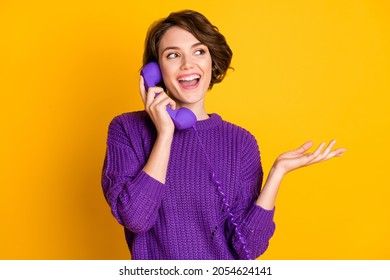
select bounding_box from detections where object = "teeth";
[178,75,200,81]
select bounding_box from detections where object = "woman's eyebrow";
[161,42,204,53]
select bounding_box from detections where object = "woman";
[101,10,345,260]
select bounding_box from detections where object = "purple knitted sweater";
[102,111,275,260]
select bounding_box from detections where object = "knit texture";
[102,111,275,260]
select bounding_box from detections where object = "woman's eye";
[167,53,178,59]
[194,49,206,55]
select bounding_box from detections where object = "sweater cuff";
[244,204,275,230]
[128,170,166,202]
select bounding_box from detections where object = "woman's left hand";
[273,140,346,176]
[256,140,346,210]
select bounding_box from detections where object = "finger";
[287,141,313,156]
[145,87,155,111]
[312,142,326,158]
[277,141,314,161]
[325,147,347,159]
[166,97,176,110]
[308,145,346,165]
[145,86,164,110]
[155,96,176,112]
[139,75,147,104]
[322,139,337,156]
[313,140,336,162]
[304,142,326,165]
[148,92,177,117]
[151,90,169,105]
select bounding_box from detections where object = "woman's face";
[158,26,212,109]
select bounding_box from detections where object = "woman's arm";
[102,114,167,233]
[101,76,177,232]
[139,75,176,184]
[256,140,346,210]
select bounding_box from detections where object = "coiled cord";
[193,126,252,260]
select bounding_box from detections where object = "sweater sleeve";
[231,132,276,259]
[101,113,165,233]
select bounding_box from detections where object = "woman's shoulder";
[219,116,257,141]
[109,111,152,131]
[110,110,148,124]
[219,118,261,158]
[106,111,155,144]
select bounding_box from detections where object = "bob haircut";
[143,10,233,89]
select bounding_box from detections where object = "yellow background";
[1,0,389,259]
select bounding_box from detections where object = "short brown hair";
[143,10,233,89]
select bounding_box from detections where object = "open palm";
[274,140,346,176]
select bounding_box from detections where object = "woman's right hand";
[139,75,175,184]
[140,75,176,136]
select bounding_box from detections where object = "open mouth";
[178,74,201,89]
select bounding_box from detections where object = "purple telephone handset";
[141,62,197,130]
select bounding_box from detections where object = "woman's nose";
[180,56,194,70]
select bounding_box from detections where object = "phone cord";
[193,126,252,260]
